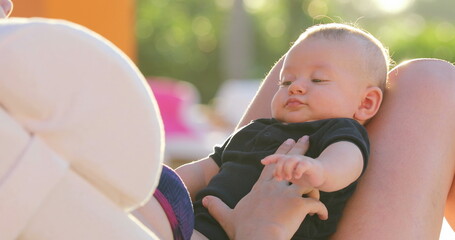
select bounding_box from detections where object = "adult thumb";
[202,196,234,237]
[304,198,329,220]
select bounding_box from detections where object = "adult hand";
[202,138,328,240]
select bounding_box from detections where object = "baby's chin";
[275,116,320,124]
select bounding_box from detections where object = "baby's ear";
[354,86,383,122]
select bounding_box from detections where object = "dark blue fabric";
[156,165,194,240]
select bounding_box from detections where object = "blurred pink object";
[147,77,199,137]
[147,77,222,164]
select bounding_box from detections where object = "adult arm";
[236,56,284,129]
[332,59,455,239]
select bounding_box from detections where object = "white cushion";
[0,18,164,239]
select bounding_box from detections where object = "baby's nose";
[288,81,306,95]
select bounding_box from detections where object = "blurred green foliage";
[136,0,224,102]
[136,0,455,103]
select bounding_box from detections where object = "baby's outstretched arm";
[262,140,363,192]
[261,153,324,188]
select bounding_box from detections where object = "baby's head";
[271,23,390,125]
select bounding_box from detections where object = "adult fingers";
[303,189,320,217]
[287,135,310,155]
[289,181,315,196]
[305,188,320,199]
[301,197,329,220]
[259,156,295,182]
[202,196,234,238]
[274,138,296,154]
[257,163,278,182]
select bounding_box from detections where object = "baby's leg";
[332,59,455,239]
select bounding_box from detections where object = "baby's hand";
[261,154,324,187]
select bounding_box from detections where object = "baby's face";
[271,36,369,123]
[0,0,12,18]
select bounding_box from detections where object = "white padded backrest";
[0,18,164,210]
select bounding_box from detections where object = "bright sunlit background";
[373,0,414,13]
[136,0,455,103]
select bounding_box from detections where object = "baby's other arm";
[175,157,220,201]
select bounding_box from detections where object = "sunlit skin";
[0,0,12,18]
[271,36,377,125]
[261,33,384,194]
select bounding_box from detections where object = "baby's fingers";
[283,159,299,180]
[293,161,310,179]
[287,135,310,155]
[273,158,286,180]
[261,154,283,165]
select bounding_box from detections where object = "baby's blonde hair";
[296,23,391,91]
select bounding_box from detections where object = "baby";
[177,23,390,239]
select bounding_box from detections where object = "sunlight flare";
[373,0,414,13]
